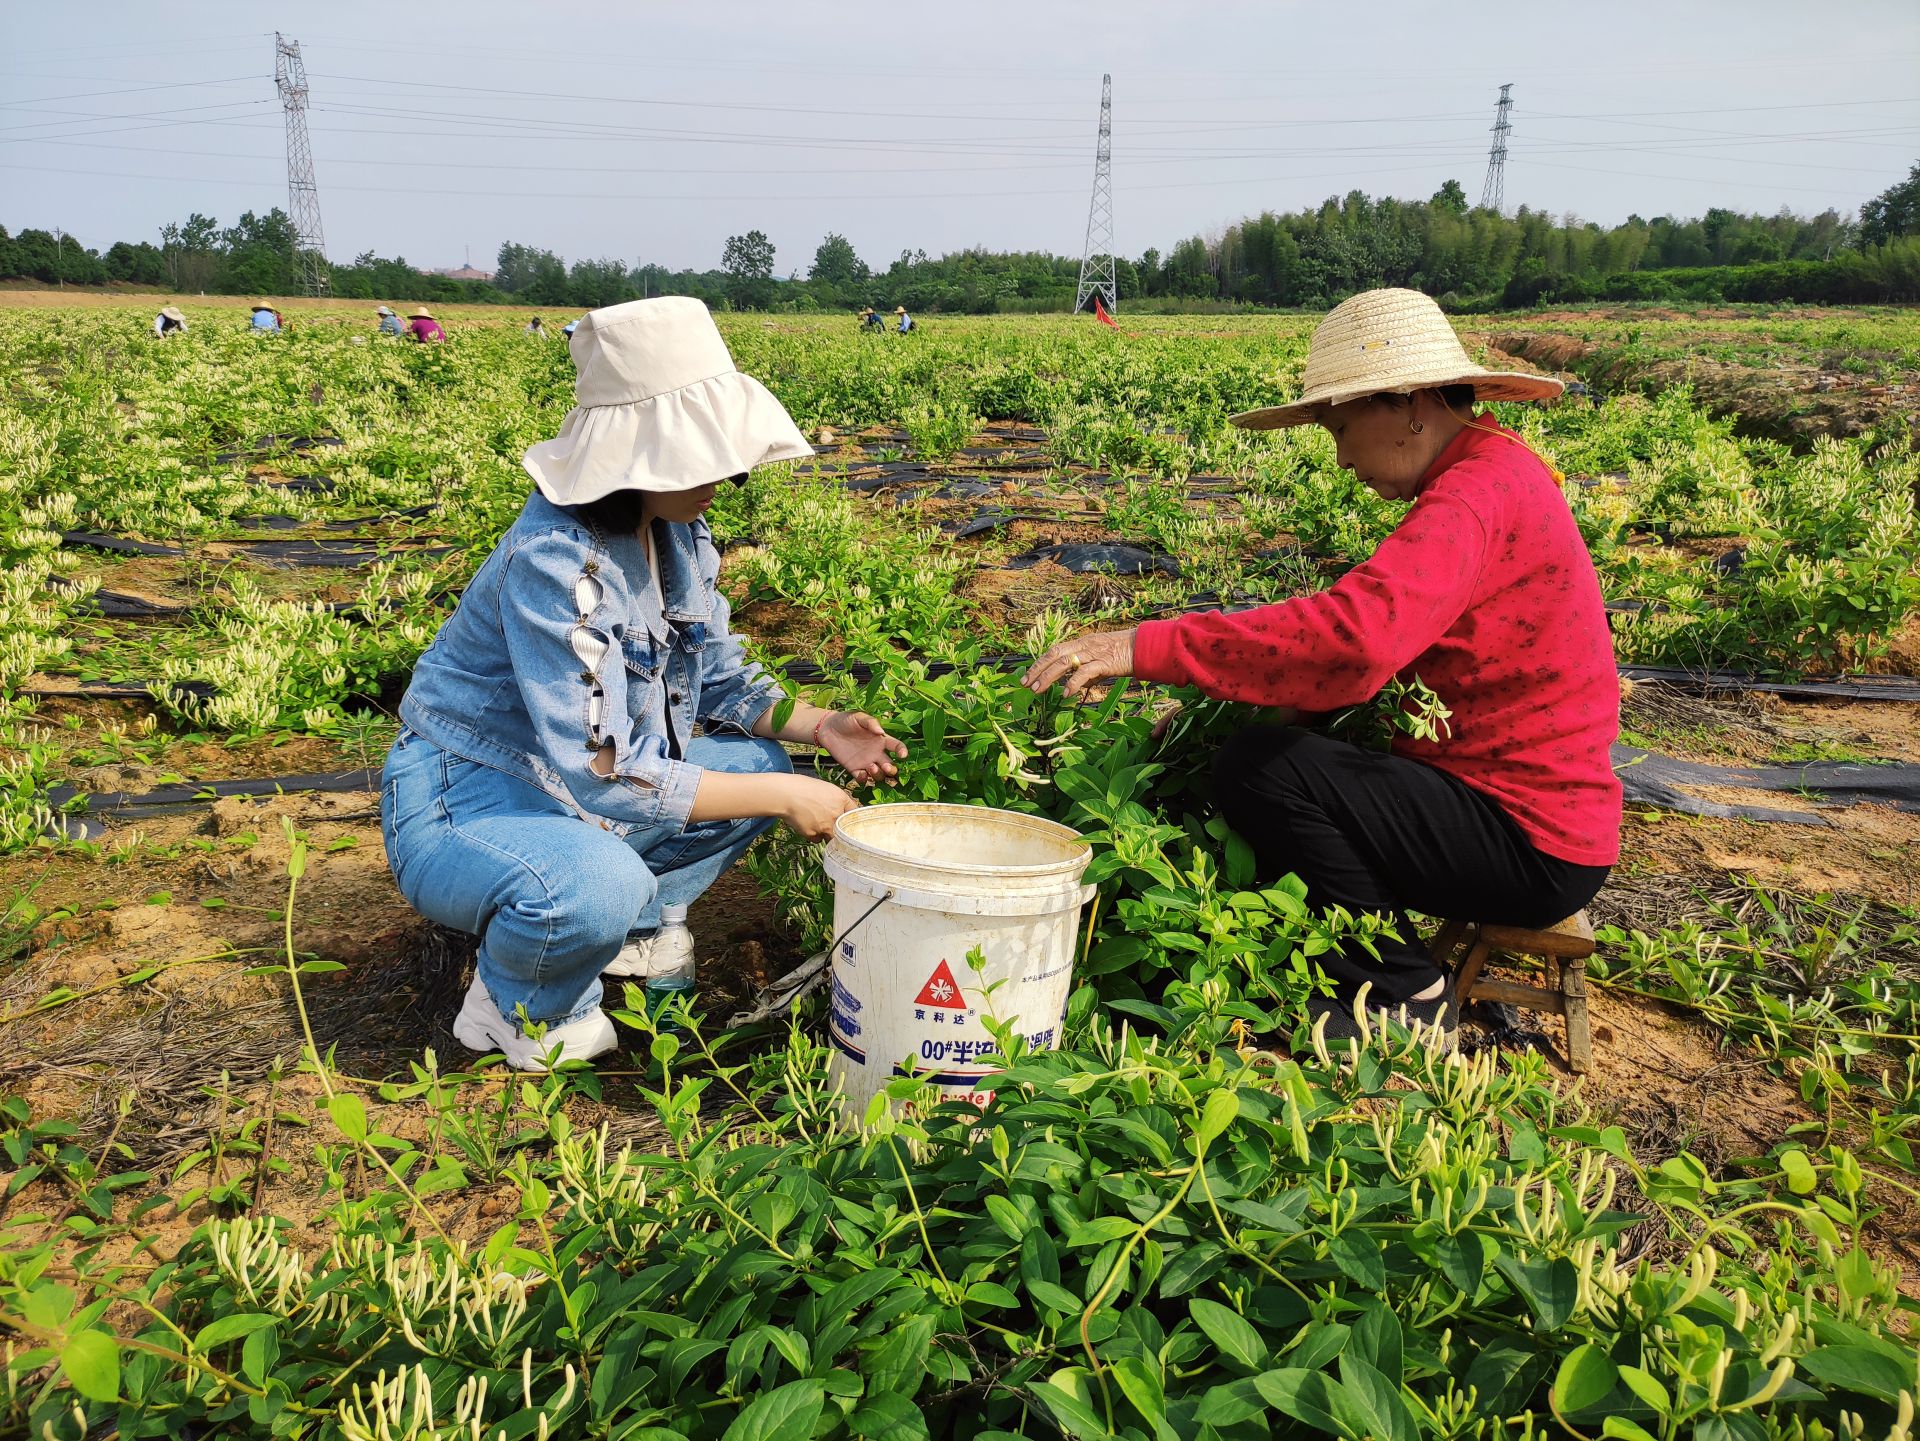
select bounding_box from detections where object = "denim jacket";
[399,491,782,830]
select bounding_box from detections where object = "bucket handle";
[829,887,894,956]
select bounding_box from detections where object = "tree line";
[5,162,1916,311]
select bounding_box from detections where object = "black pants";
[1212,726,1610,1005]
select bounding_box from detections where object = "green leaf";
[241,1325,280,1387]
[1348,1299,1404,1385]
[1157,1240,1224,1298]
[325,1093,366,1143]
[850,1390,931,1441]
[193,1313,280,1352]
[1614,1363,1669,1413]
[1779,1148,1818,1195]
[984,1193,1029,1243]
[1798,1344,1912,1403]
[1189,1298,1266,1371]
[1194,1088,1239,1150]
[965,1281,1020,1309]
[750,1190,799,1241]
[1424,1229,1491,1296]
[1462,1339,1543,1415]
[1494,1252,1579,1331]
[862,1313,934,1397]
[1602,1419,1662,1441]
[722,1378,826,1441]
[60,1329,118,1403]
[1327,1230,1387,1291]
[1553,1344,1619,1416]
[1251,1369,1346,1435]
[1111,1357,1179,1441]
[1194,1377,1267,1426]
[1028,1280,1084,1315]
[1336,1355,1417,1441]
[1029,1372,1109,1441]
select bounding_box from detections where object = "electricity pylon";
[1480,82,1513,214]
[1074,73,1117,315]
[275,33,329,296]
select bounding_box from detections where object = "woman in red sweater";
[1025,288,1621,1041]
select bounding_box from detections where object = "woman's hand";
[1023,629,1136,700]
[777,775,861,841]
[818,711,908,785]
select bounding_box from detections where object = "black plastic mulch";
[56,734,1920,835]
[942,509,1052,539]
[47,768,380,820]
[1620,665,1920,703]
[61,532,183,558]
[210,539,458,570]
[209,433,346,465]
[67,588,191,619]
[229,504,436,533]
[59,530,454,570]
[1006,542,1182,578]
[1613,743,1920,825]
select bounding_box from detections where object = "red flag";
[1093,295,1119,329]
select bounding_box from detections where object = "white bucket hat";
[522,296,812,504]
[1231,287,1562,431]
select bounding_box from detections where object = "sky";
[3,0,1917,276]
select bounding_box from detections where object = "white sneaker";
[452,977,618,1071]
[602,924,695,979]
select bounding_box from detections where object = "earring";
[1409,419,1425,434]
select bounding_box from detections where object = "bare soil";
[1483,329,1920,451]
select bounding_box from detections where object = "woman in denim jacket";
[385,297,906,1069]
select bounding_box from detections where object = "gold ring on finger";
[1069,653,1083,667]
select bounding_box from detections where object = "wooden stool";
[1429,912,1595,1073]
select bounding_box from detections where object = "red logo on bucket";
[913,959,967,1009]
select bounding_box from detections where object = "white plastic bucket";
[823,802,1095,1118]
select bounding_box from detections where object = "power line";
[0,74,265,109]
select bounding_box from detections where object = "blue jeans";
[381,727,790,1029]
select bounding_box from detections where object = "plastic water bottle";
[643,954,696,1019]
[640,906,694,1024]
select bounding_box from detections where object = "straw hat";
[159,306,185,323]
[375,305,395,316]
[1230,287,1562,431]
[521,296,812,505]
[893,306,907,314]
[409,307,434,320]
[250,302,273,312]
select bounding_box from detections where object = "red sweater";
[1134,420,1622,866]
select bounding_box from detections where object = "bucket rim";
[830,801,1091,882]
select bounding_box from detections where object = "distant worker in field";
[249,302,283,334]
[1025,288,1620,1047]
[859,306,883,332]
[894,305,913,334]
[562,318,580,338]
[406,306,445,343]
[383,297,908,1069]
[526,316,546,336]
[153,305,187,337]
[375,304,404,337]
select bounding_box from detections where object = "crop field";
[1,299,1918,1438]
